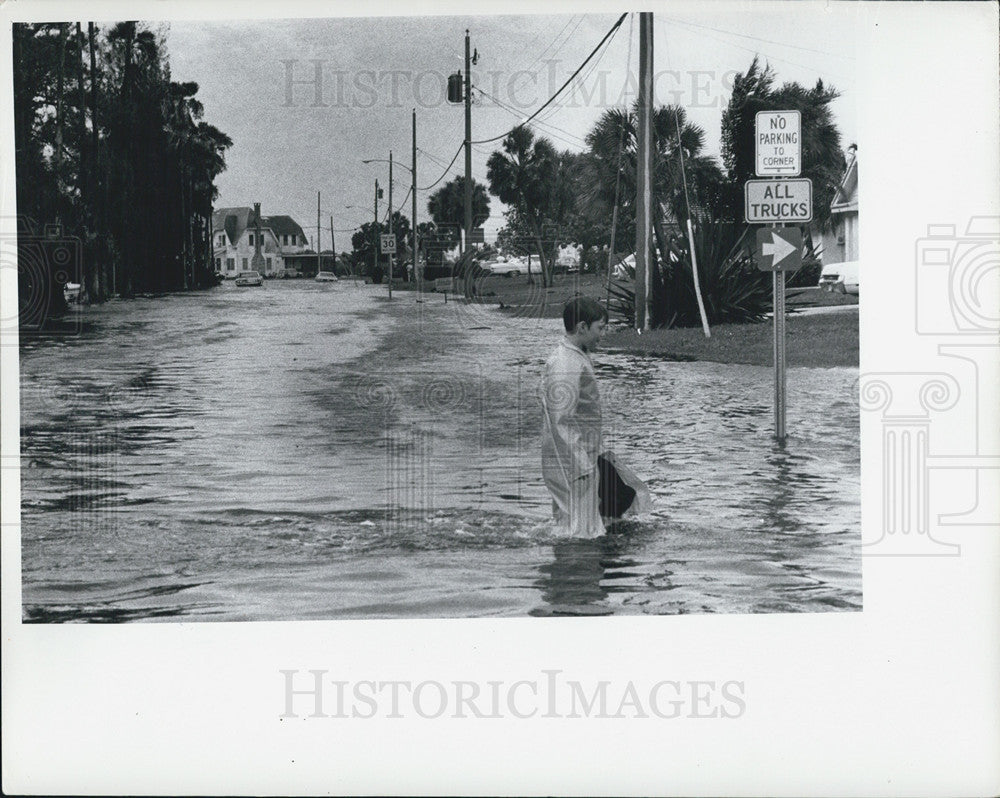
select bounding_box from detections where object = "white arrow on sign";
[762,231,797,268]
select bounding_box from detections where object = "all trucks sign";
[755,110,801,176]
[744,178,813,224]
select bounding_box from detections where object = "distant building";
[211,206,308,277]
[821,145,859,264]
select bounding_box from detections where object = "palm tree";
[486,127,573,288]
[721,56,847,242]
[104,21,162,295]
[426,176,491,255]
[583,103,726,324]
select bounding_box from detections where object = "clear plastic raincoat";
[540,338,606,538]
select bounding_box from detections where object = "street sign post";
[380,234,396,254]
[745,178,813,224]
[748,109,809,443]
[753,226,802,444]
[755,227,802,271]
[755,110,801,176]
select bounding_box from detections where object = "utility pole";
[388,150,393,299]
[635,12,653,331]
[329,216,336,275]
[464,29,473,268]
[316,190,321,276]
[373,178,379,279]
[412,108,419,293]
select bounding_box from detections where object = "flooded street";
[19,281,861,620]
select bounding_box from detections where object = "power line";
[471,12,627,145]
[531,26,618,131]
[658,16,851,83]
[507,14,586,98]
[473,84,587,150]
[417,15,624,193]
[662,15,854,60]
[417,142,464,192]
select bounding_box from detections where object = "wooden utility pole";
[635,12,653,331]
[316,191,321,275]
[388,151,394,299]
[412,108,419,292]
[464,29,473,266]
[373,179,379,278]
[329,216,336,274]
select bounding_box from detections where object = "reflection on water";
[19,281,861,621]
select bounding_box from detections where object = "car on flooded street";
[234,270,263,287]
[483,257,528,277]
[819,260,859,295]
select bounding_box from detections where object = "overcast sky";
[165,6,858,250]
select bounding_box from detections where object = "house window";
[291,234,296,246]
[242,258,248,269]
[283,234,288,245]
[249,233,255,247]
[266,257,272,269]
[226,258,235,271]
[215,258,221,269]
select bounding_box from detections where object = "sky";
[164,4,859,251]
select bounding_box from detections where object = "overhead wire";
[661,15,854,60]
[658,15,851,82]
[531,21,621,130]
[506,14,585,99]
[417,142,464,192]
[472,85,587,150]
[470,12,627,145]
[403,14,626,198]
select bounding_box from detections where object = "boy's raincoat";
[540,339,605,538]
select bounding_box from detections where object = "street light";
[361,110,420,293]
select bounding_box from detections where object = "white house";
[211,206,309,278]
[820,145,859,264]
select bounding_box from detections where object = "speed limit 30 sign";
[380,234,396,254]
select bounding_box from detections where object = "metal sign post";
[753,225,802,442]
[773,271,786,442]
[380,234,396,299]
[748,117,810,443]
[754,226,801,444]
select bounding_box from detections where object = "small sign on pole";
[754,227,802,272]
[380,234,396,254]
[745,178,813,224]
[755,110,801,176]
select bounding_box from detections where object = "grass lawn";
[601,312,858,368]
[411,270,858,367]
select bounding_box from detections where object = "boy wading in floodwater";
[540,297,609,538]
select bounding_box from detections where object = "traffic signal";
[447,72,463,104]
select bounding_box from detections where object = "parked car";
[314,271,338,282]
[484,257,527,277]
[282,267,301,279]
[819,260,859,295]
[234,270,263,287]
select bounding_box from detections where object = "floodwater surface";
[19,280,861,620]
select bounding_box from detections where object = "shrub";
[607,216,774,328]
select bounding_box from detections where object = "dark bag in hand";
[597,453,637,518]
